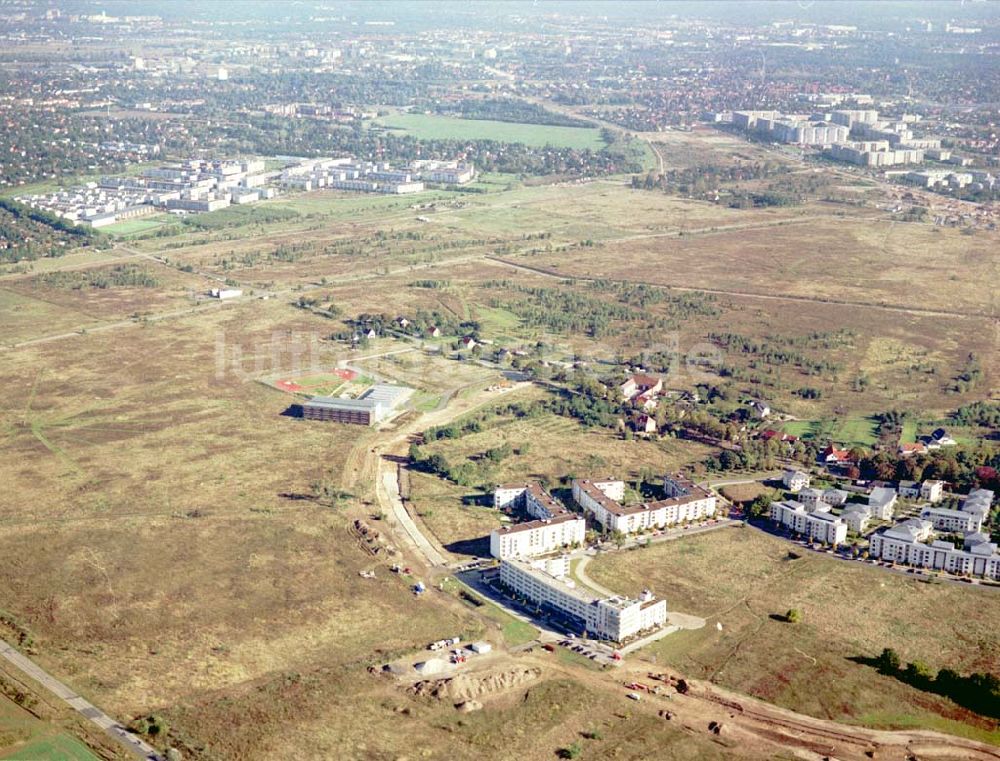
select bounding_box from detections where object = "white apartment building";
[827,142,924,167]
[489,514,586,560]
[830,109,880,127]
[842,504,872,534]
[782,469,811,493]
[769,500,848,545]
[798,488,824,509]
[498,557,667,642]
[868,487,898,520]
[898,479,945,503]
[869,522,1000,580]
[573,478,717,535]
[920,507,983,534]
[494,482,564,519]
[922,480,945,503]
[822,488,850,507]
[962,489,994,522]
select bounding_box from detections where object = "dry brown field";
[589,528,1000,745]
[0,129,996,758]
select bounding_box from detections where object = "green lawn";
[103,214,172,237]
[0,694,100,761]
[475,305,521,335]
[782,417,879,447]
[0,734,101,761]
[899,418,918,445]
[376,113,608,151]
[442,578,539,647]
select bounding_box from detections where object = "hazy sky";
[59,0,998,30]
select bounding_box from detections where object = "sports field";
[101,214,173,237]
[376,113,608,150]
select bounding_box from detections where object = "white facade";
[489,515,586,560]
[798,488,823,509]
[921,480,945,503]
[782,470,810,493]
[868,487,898,520]
[920,507,982,534]
[842,505,872,534]
[210,288,243,299]
[494,484,527,511]
[494,481,563,518]
[574,478,717,535]
[869,522,1000,580]
[770,500,848,545]
[498,558,667,642]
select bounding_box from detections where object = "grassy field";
[0,690,107,761]
[376,112,608,150]
[589,528,1000,744]
[102,214,173,237]
[782,417,880,447]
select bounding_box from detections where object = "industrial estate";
[0,2,998,761]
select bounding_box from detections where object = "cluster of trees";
[436,98,593,128]
[0,198,100,263]
[706,438,783,473]
[708,331,846,377]
[38,264,159,290]
[485,284,652,338]
[952,401,1000,428]
[424,400,548,443]
[951,352,984,394]
[333,310,479,343]
[409,440,520,489]
[727,191,799,209]
[853,446,1000,495]
[588,279,719,318]
[630,161,788,197]
[872,648,999,719]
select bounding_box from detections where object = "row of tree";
[872,648,999,719]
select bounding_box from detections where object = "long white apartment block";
[573,475,717,535]
[869,519,1000,580]
[498,556,666,643]
[489,514,586,559]
[920,506,983,534]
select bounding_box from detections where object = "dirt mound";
[409,666,541,702]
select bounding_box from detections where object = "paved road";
[378,462,448,567]
[0,639,163,760]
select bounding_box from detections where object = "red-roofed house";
[620,373,662,401]
[821,445,852,465]
[898,442,928,458]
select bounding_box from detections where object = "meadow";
[589,528,1000,744]
[376,112,608,150]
